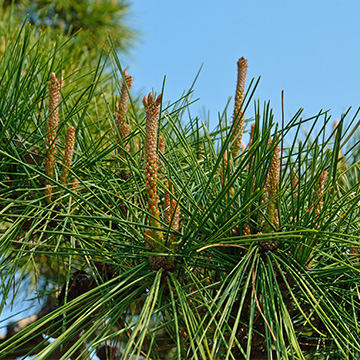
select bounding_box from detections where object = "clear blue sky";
[123,1,360,131]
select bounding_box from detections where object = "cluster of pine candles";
[107,57,332,269]
[42,56,346,273]
[4,50,359,359]
[44,72,76,201]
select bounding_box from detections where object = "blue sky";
[124,1,360,131]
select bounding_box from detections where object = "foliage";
[1,15,360,360]
[1,0,136,50]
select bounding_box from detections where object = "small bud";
[143,95,148,106]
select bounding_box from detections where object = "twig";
[125,329,153,360]
[34,271,40,305]
[196,243,249,253]
[11,278,15,312]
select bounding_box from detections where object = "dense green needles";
[1,14,360,360]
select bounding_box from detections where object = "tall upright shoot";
[115,69,133,152]
[259,136,280,250]
[45,72,60,201]
[231,57,248,160]
[143,92,164,249]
